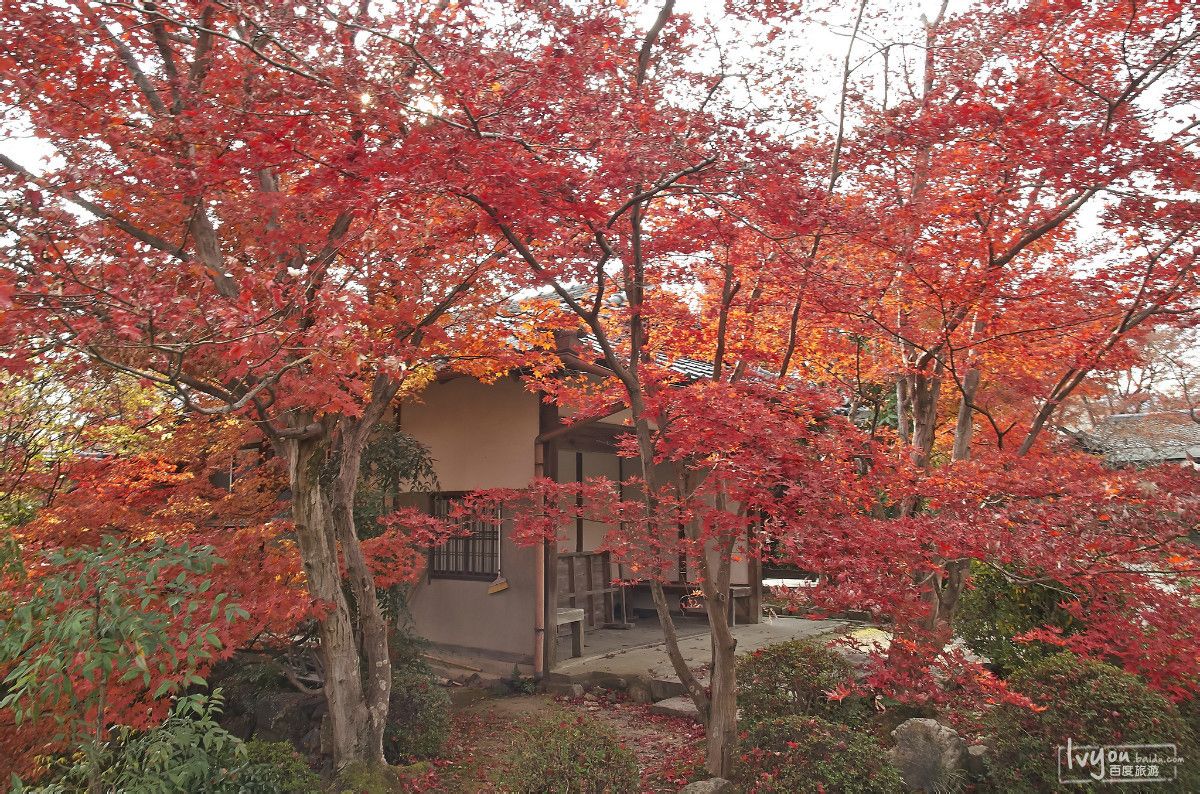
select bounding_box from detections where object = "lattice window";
[429,494,501,580]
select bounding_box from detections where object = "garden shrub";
[20,699,323,794]
[491,711,640,793]
[23,693,245,794]
[383,662,451,763]
[984,653,1198,792]
[736,638,865,726]
[1178,695,1200,740]
[229,740,321,793]
[956,562,1077,674]
[734,715,904,793]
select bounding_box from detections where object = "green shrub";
[0,537,245,790]
[734,715,904,793]
[984,653,1198,792]
[956,562,1077,674]
[229,740,321,793]
[23,693,245,794]
[1179,695,1200,740]
[492,712,640,793]
[21,698,323,794]
[736,639,865,726]
[383,663,451,763]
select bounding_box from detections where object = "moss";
[231,740,322,793]
[334,761,402,794]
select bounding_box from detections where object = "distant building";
[1078,410,1200,466]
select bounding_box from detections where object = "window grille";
[429,494,501,580]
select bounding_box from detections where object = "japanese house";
[394,338,762,677]
[1079,410,1200,467]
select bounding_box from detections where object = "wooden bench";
[556,607,585,658]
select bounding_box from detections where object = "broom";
[487,523,509,594]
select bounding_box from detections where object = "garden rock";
[966,745,988,778]
[889,718,968,792]
[649,695,701,722]
[539,680,585,699]
[251,691,322,744]
[650,677,686,701]
[680,778,734,793]
[627,681,653,704]
[589,673,627,691]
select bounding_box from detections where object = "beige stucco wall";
[398,375,539,491]
[397,376,542,668]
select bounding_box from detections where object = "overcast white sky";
[2,0,951,168]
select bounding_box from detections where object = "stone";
[589,673,627,691]
[251,691,322,744]
[540,679,585,699]
[648,695,701,722]
[967,744,988,778]
[627,681,654,704]
[649,677,685,701]
[679,778,734,793]
[831,645,872,682]
[890,718,969,792]
[299,726,321,755]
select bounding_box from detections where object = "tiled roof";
[575,333,714,381]
[1080,410,1200,464]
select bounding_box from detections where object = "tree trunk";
[329,404,396,766]
[927,558,971,633]
[951,368,980,462]
[705,626,738,778]
[928,369,982,639]
[909,368,942,469]
[896,372,913,444]
[899,367,943,516]
[698,535,739,778]
[627,409,727,773]
[647,580,711,710]
[282,427,373,769]
[951,313,985,462]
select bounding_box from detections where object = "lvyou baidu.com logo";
[1057,738,1184,784]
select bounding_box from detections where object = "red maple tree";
[2,0,1197,781]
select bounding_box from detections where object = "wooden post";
[539,396,560,673]
[748,555,763,625]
